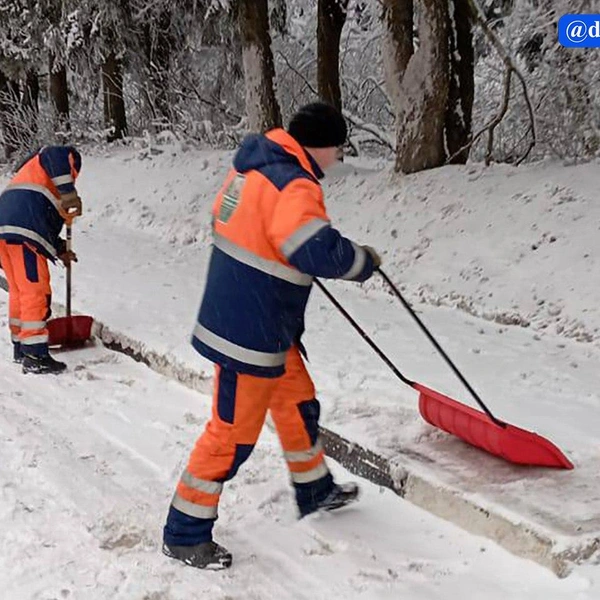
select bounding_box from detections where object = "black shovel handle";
[65,223,72,318]
[313,278,415,387]
[377,268,503,426]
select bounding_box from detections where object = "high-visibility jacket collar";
[265,129,324,181]
[233,129,324,183]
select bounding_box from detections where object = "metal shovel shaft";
[376,268,504,427]
[66,223,72,318]
[47,219,94,347]
[314,279,415,387]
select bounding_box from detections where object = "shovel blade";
[414,383,574,469]
[47,315,94,347]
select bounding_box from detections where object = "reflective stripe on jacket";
[0,146,80,259]
[192,129,374,377]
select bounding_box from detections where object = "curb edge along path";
[0,275,596,578]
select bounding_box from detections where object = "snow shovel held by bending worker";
[47,216,93,347]
[314,270,573,469]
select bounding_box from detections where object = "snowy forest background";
[0,0,599,171]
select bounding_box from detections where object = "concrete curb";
[1,273,597,577]
[96,322,212,394]
[321,428,598,578]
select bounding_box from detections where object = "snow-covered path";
[0,309,595,599]
[2,147,600,597]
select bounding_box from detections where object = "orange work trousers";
[168,346,330,536]
[0,240,51,355]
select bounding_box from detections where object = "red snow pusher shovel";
[315,270,573,469]
[47,219,93,347]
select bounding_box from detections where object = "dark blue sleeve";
[288,225,375,282]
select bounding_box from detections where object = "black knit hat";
[288,102,347,148]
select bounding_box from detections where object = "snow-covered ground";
[1,143,600,596]
[0,298,595,599]
[79,145,600,343]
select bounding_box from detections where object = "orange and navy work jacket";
[0,146,81,260]
[192,129,375,378]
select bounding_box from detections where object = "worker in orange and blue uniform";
[163,102,382,569]
[0,146,82,374]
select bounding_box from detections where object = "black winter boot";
[315,482,360,513]
[162,540,232,570]
[22,353,67,375]
[13,342,24,364]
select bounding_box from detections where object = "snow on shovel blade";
[414,382,574,469]
[47,315,94,347]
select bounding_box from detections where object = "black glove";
[59,191,83,218]
[58,250,78,266]
[56,238,67,256]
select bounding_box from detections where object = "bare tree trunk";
[22,69,39,115]
[141,12,174,126]
[382,0,450,173]
[102,51,128,142]
[237,0,282,132]
[270,0,288,37]
[317,0,349,111]
[0,70,21,159]
[21,69,39,143]
[381,0,414,112]
[445,0,474,164]
[49,53,70,133]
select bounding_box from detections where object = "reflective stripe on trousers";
[0,240,51,350]
[169,346,330,523]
